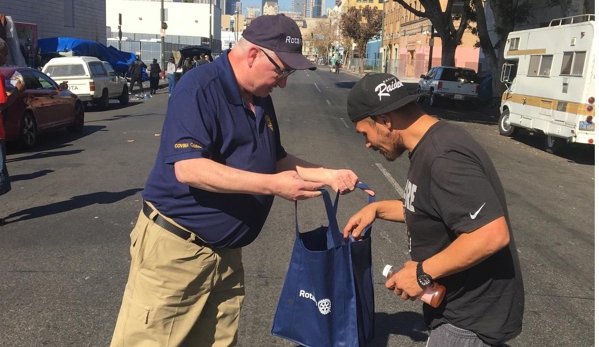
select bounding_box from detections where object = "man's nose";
[277,76,288,88]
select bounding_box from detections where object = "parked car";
[416,66,480,107]
[1,66,85,149]
[174,45,211,81]
[42,56,129,109]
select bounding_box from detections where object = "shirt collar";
[217,50,244,106]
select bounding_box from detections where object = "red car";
[1,66,84,149]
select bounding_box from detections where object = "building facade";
[381,0,479,78]
[1,0,106,42]
[263,2,280,15]
[106,0,222,52]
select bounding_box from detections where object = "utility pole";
[161,0,167,70]
[118,13,122,51]
[380,0,386,73]
[209,0,213,51]
[427,24,434,71]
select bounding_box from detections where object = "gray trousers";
[426,323,502,347]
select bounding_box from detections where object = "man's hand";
[343,204,377,241]
[323,169,360,195]
[385,261,423,301]
[14,79,25,93]
[272,170,326,201]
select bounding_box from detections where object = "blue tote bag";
[272,183,375,347]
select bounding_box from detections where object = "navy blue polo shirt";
[142,50,287,248]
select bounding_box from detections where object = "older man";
[343,73,524,347]
[110,14,361,347]
[0,38,25,224]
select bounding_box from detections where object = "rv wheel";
[544,135,566,154]
[498,108,518,136]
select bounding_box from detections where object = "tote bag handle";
[295,183,376,247]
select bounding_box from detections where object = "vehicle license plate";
[578,121,595,131]
[454,94,464,100]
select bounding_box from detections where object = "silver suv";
[43,56,129,109]
[417,66,480,107]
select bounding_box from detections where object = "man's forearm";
[422,216,510,280]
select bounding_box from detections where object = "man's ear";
[377,114,392,129]
[247,46,259,68]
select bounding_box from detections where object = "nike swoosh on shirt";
[469,203,486,219]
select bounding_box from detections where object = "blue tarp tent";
[38,37,136,75]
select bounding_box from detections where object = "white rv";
[498,14,595,153]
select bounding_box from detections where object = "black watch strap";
[416,261,433,289]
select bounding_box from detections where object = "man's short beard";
[376,125,406,161]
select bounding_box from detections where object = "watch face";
[418,274,433,288]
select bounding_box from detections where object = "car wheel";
[18,112,37,149]
[119,85,129,105]
[98,89,110,110]
[416,87,424,103]
[498,108,518,137]
[67,101,85,133]
[429,90,437,107]
[544,135,567,154]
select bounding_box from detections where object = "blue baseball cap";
[242,14,316,71]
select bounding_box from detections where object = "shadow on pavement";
[6,150,83,163]
[335,81,357,89]
[5,125,105,155]
[2,188,143,224]
[5,169,54,183]
[503,132,595,165]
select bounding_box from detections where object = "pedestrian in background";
[204,53,211,63]
[0,38,25,225]
[343,73,524,347]
[192,55,199,68]
[128,54,147,95]
[197,53,209,67]
[148,58,161,95]
[165,56,176,96]
[181,57,192,76]
[110,14,361,347]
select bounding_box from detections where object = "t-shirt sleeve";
[161,85,214,164]
[429,151,504,235]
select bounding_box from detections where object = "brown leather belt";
[142,201,209,248]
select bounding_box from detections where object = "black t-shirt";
[404,121,524,345]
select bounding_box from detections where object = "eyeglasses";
[259,48,295,80]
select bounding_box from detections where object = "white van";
[499,15,595,153]
[43,56,129,109]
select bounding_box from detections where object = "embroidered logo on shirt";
[174,142,202,149]
[469,203,486,219]
[264,115,274,132]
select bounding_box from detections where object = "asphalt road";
[0,66,594,347]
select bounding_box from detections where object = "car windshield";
[45,64,86,77]
[440,68,477,83]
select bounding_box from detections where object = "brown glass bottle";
[382,264,446,308]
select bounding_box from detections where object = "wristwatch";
[416,262,433,289]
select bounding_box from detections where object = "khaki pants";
[110,208,245,347]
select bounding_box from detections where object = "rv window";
[539,55,553,76]
[561,51,586,76]
[527,55,553,77]
[508,37,520,51]
[528,56,541,76]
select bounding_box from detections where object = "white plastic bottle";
[382,264,446,308]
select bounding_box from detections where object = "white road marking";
[314,83,321,92]
[340,118,350,128]
[326,99,331,106]
[375,163,404,197]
